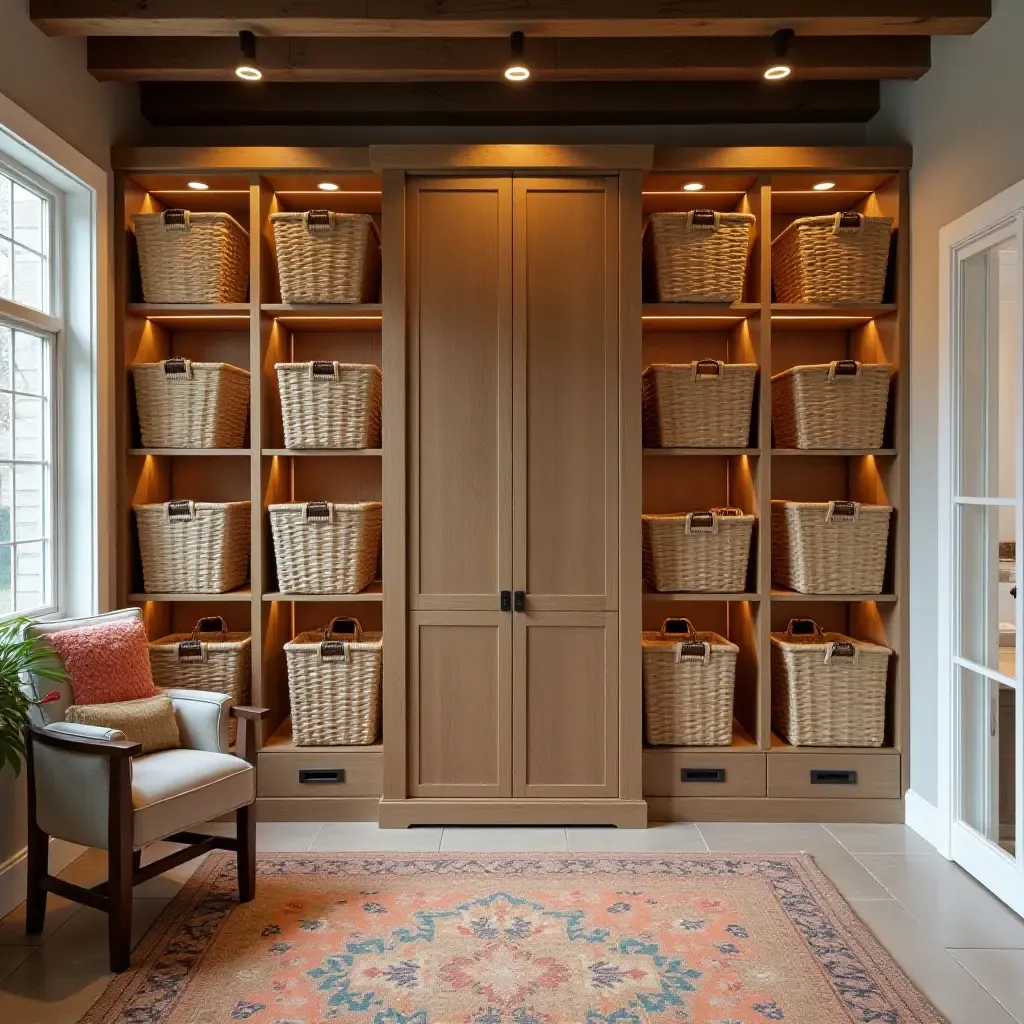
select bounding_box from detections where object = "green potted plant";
[0,616,67,776]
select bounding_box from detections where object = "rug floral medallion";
[80,852,945,1024]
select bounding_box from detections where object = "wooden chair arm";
[230,706,270,721]
[229,706,269,764]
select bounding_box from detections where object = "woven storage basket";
[271,211,381,304]
[269,500,381,595]
[275,361,382,449]
[643,359,757,448]
[134,500,250,594]
[771,618,890,747]
[284,617,382,745]
[771,499,892,595]
[134,210,249,304]
[149,616,251,744]
[645,210,755,302]
[133,358,250,449]
[771,212,893,304]
[643,507,755,593]
[772,360,891,450]
[642,618,738,746]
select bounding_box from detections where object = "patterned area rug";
[80,852,945,1023]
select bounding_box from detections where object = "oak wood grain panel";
[646,796,904,823]
[258,750,384,797]
[767,751,901,799]
[643,749,766,797]
[513,178,618,611]
[513,611,618,798]
[409,611,512,798]
[256,797,380,821]
[378,798,647,828]
[408,178,512,609]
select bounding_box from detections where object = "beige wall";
[869,0,1024,809]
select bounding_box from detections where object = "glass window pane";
[14,330,44,395]
[0,237,9,301]
[0,324,10,391]
[0,394,12,461]
[0,465,11,545]
[0,544,11,617]
[12,245,44,311]
[12,183,44,253]
[959,503,1016,677]
[14,463,44,542]
[958,242,1021,499]
[0,174,10,238]
[13,395,43,461]
[15,540,46,611]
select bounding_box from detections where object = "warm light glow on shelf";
[642,191,745,197]
[273,190,382,196]
[144,315,251,322]
[642,315,746,323]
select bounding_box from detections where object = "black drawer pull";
[810,769,857,786]
[681,767,726,783]
[298,769,345,785]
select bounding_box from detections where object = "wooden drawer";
[258,751,384,799]
[768,752,901,799]
[643,749,766,798]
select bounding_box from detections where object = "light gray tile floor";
[1,821,1021,1023]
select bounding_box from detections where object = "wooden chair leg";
[108,758,134,973]
[25,818,48,935]
[236,803,256,903]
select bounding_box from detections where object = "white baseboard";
[0,839,88,920]
[905,789,947,856]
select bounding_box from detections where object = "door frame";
[937,175,1024,913]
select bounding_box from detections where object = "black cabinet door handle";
[810,769,857,786]
[514,591,526,612]
[500,590,512,612]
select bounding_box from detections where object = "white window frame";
[0,154,64,620]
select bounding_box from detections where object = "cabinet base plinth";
[646,796,905,823]
[256,797,381,822]
[377,798,649,828]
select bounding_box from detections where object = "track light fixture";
[764,28,795,81]
[235,30,262,81]
[505,31,530,82]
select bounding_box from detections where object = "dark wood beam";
[34,0,990,38]
[89,35,931,82]
[139,80,881,126]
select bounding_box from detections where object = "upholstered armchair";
[19,608,268,973]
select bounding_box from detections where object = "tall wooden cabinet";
[403,176,625,813]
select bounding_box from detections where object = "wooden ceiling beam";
[138,80,881,126]
[33,0,990,38]
[88,35,931,82]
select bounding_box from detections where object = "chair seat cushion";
[132,748,254,848]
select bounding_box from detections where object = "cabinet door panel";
[513,611,618,798]
[513,178,619,612]
[408,178,512,610]
[408,611,511,797]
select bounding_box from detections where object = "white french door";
[940,188,1024,914]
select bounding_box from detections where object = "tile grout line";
[304,824,325,852]
[693,824,711,852]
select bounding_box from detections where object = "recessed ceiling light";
[235,30,262,81]
[813,181,837,191]
[764,64,791,81]
[682,182,705,192]
[318,182,340,192]
[505,31,530,82]
[765,28,795,81]
[187,181,209,191]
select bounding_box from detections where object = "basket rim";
[643,361,757,375]
[770,499,892,512]
[770,362,892,382]
[642,512,755,523]
[770,630,891,654]
[771,213,893,244]
[285,632,382,649]
[134,500,251,512]
[642,630,738,651]
[647,211,756,225]
[132,361,251,376]
[275,361,381,373]
[134,210,248,234]
[150,633,251,647]
[270,210,376,224]
[269,501,382,512]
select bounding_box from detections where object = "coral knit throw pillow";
[48,617,158,705]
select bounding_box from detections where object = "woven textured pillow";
[48,617,158,705]
[64,694,181,754]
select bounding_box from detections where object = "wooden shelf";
[772,448,896,457]
[644,447,757,457]
[128,588,252,602]
[771,304,897,329]
[771,588,897,603]
[129,448,250,457]
[262,448,382,457]
[645,720,758,754]
[644,585,759,602]
[262,717,382,755]
[642,302,760,330]
[770,733,897,756]
[127,303,252,330]
[261,304,383,331]
[263,582,383,602]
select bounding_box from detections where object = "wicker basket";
[149,616,251,743]
[772,212,893,304]
[771,618,890,747]
[643,359,757,448]
[275,361,382,449]
[134,210,249,304]
[271,211,381,304]
[284,616,382,745]
[642,618,738,746]
[771,500,892,595]
[269,501,381,595]
[645,210,755,302]
[643,507,755,593]
[134,500,250,594]
[772,360,891,450]
[133,358,250,449]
